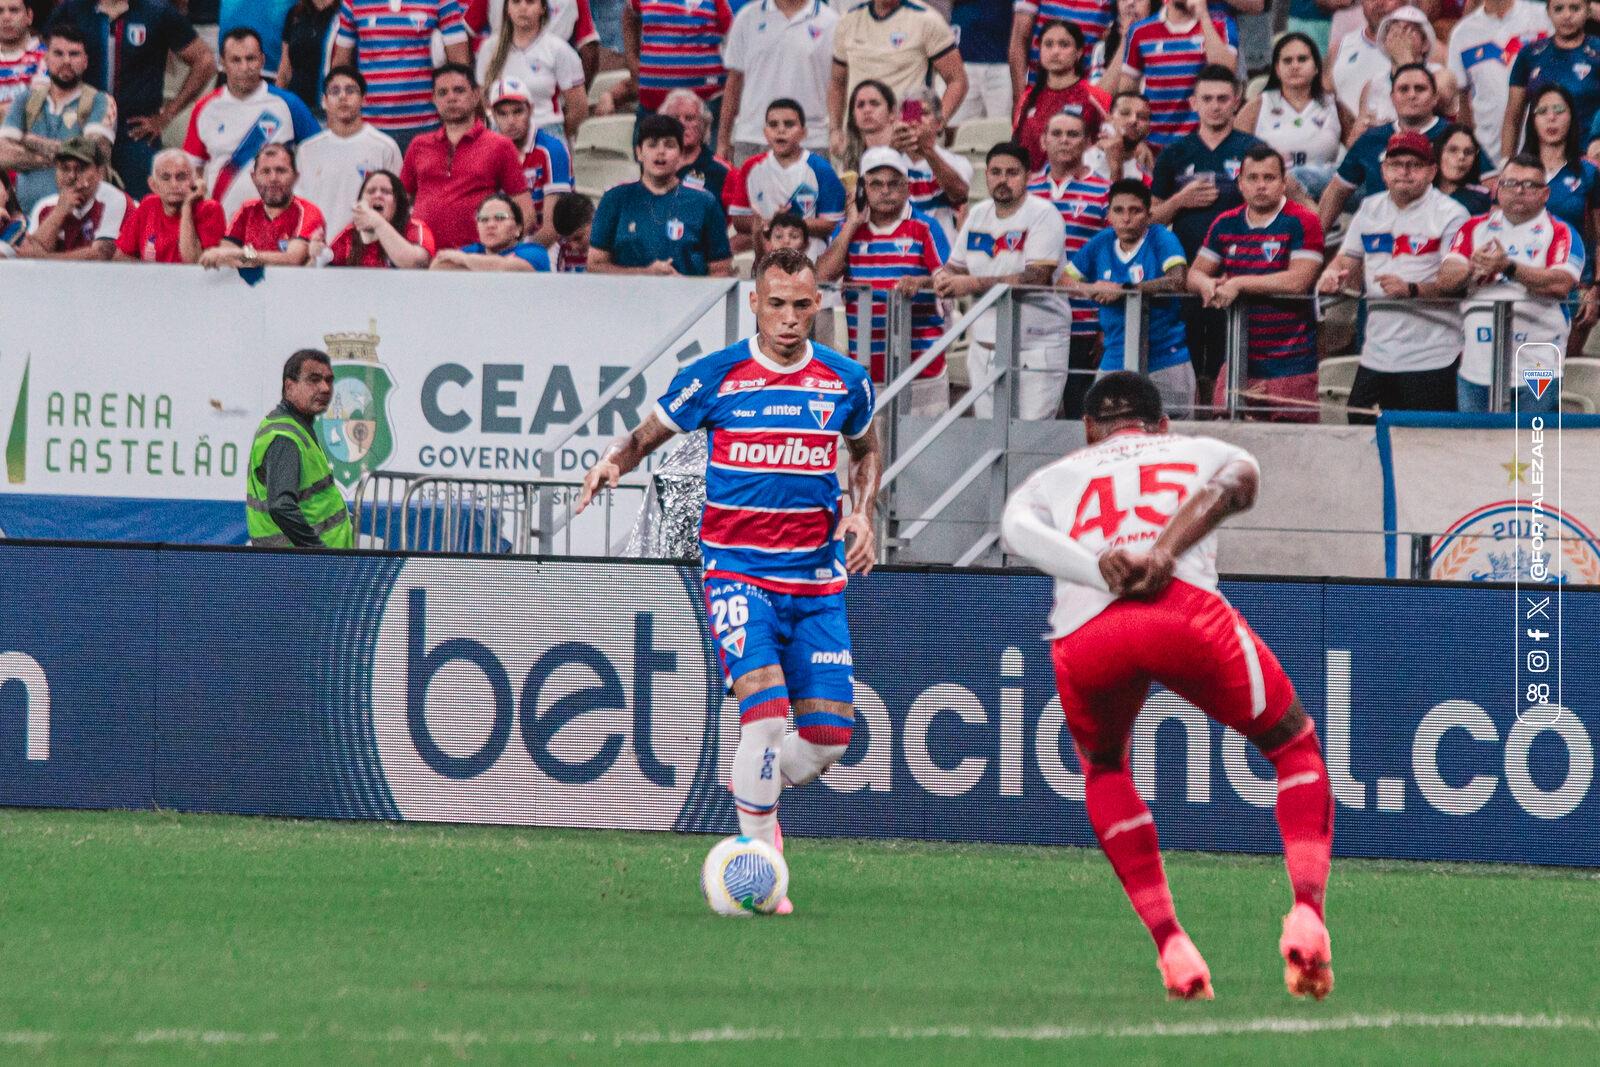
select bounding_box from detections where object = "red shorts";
[1050,579,1296,756]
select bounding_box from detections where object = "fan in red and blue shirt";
[1120,3,1238,148]
[627,0,732,114]
[0,34,44,110]
[1012,0,1115,87]
[822,151,949,385]
[1191,149,1324,422]
[332,1,470,140]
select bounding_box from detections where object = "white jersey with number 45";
[1007,430,1260,638]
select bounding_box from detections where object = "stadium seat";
[951,118,1012,167]
[574,115,636,158]
[1562,358,1600,413]
[590,69,629,107]
[570,155,640,194]
[1318,356,1359,395]
[1245,73,1268,102]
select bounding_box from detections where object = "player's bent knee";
[1250,698,1312,755]
[796,721,852,748]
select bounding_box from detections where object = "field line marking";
[3,1013,1597,1049]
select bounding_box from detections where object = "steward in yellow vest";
[245,350,353,548]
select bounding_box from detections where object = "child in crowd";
[550,192,593,273]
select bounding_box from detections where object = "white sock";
[780,732,848,788]
[731,715,785,845]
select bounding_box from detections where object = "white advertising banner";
[0,263,750,544]
[1382,416,1600,583]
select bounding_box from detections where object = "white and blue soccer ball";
[700,835,789,916]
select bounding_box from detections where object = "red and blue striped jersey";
[1013,0,1115,84]
[521,128,573,229]
[335,0,469,133]
[0,41,44,109]
[836,208,950,382]
[1197,199,1324,379]
[1123,13,1238,147]
[629,0,733,111]
[1028,166,1110,335]
[654,338,876,596]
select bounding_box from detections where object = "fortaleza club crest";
[1524,367,1555,400]
[317,319,396,488]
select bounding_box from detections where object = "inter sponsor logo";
[762,404,802,416]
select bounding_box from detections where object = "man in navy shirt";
[1150,64,1262,395]
[49,0,215,198]
[1151,65,1263,261]
[949,0,1013,124]
[589,113,733,276]
[1319,63,1455,232]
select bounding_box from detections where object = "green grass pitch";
[1,809,1595,1065]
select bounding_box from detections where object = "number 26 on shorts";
[711,593,750,634]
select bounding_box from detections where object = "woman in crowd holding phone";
[841,79,898,174]
[894,87,972,245]
[1013,20,1110,172]
[327,171,435,269]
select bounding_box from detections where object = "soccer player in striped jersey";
[1002,371,1334,1001]
[1115,0,1238,148]
[1187,145,1323,421]
[817,146,950,414]
[578,247,881,915]
[1028,110,1110,418]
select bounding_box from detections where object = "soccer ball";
[700,836,789,916]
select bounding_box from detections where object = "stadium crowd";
[1,0,1595,419]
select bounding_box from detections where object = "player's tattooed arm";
[837,424,883,575]
[575,413,677,513]
[1122,459,1259,599]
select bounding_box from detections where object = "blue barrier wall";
[0,544,1595,865]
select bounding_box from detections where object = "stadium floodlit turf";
[1,810,1595,1065]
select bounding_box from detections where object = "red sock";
[1264,723,1334,919]
[1083,755,1181,952]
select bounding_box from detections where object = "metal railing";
[351,470,644,555]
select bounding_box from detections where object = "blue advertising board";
[0,544,1595,866]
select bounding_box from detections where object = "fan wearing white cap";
[476,0,588,145]
[1354,7,1458,127]
[488,77,573,241]
[816,146,952,416]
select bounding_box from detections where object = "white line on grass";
[2,1014,1596,1049]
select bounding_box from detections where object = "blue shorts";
[704,579,855,704]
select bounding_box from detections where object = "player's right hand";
[575,458,621,515]
[1098,548,1141,595]
[1121,547,1177,600]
